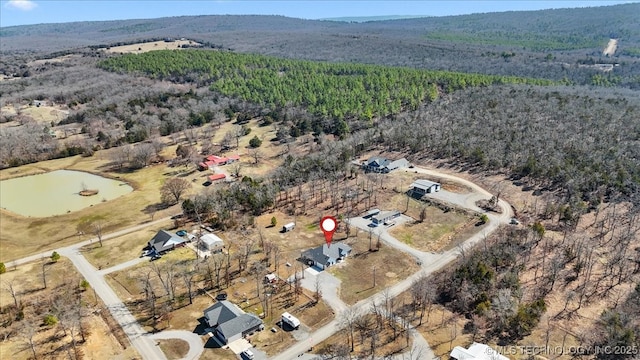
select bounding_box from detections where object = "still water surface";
[0,170,133,217]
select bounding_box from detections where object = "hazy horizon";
[1,0,638,28]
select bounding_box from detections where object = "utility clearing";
[603,38,618,56]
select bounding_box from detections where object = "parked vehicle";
[241,349,254,359]
[176,230,187,236]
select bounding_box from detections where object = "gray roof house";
[148,230,185,254]
[362,157,409,173]
[409,179,441,197]
[301,243,352,270]
[203,300,264,344]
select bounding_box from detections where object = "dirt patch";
[603,38,618,56]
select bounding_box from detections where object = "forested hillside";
[2,4,640,87]
[98,50,553,126]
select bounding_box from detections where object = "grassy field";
[0,151,184,262]
[105,40,200,54]
[328,233,420,305]
[0,116,295,264]
[80,219,174,269]
[387,195,477,253]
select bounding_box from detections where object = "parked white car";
[241,349,254,359]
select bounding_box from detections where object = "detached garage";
[409,179,441,196]
[199,233,225,252]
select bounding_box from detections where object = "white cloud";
[6,0,38,11]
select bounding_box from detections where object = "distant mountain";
[1,3,638,87]
[319,15,430,23]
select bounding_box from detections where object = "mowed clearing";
[105,40,201,54]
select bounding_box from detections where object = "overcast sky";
[1,0,638,27]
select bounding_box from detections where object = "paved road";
[149,330,204,360]
[271,166,512,360]
[8,216,173,267]
[7,215,207,360]
[58,246,168,360]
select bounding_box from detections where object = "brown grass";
[80,219,173,269]
[328,234,420,305]
[157,339,190,360]
[387,195,475,253]
[0,257,138,360]
[104,40,201,54]
[0,150,185,262]
[314,313,412,359]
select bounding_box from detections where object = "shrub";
[249,135,262,148]
[43,314,58,326]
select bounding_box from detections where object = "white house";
[450,343,509,360]
[199,233,225,252]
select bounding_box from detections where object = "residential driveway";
[271,165,512,360]
[149,330,204,360]
[300,267,347,314]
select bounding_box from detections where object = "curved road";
[7,165,511,360]
[150,330,205,360]
[271,166,512,360]
[8,215,206,360]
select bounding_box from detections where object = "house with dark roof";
[148,230,185,254]
[362,157,409,173]
[301,243,352,270]
[203,300,264,344]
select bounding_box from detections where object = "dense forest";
[98,50,554,124]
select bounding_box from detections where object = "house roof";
[200,233,224,247]
[365,156,390,168]
[410,179,441,190]
[217,313,263,339]
[204,300,244,327]
[302,243,352,266]
[148,230,184,252]
[450,343,508,360]
[203,300,263,339]
[208,174,226,181]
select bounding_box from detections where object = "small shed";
[199,233,224,252]
[264,273,277,284]
[207,173,226,182]
[282,222,295,232]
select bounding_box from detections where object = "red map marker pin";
[320,216,337,247]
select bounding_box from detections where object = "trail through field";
[603,38,617,56]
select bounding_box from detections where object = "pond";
[0,170,133,217]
